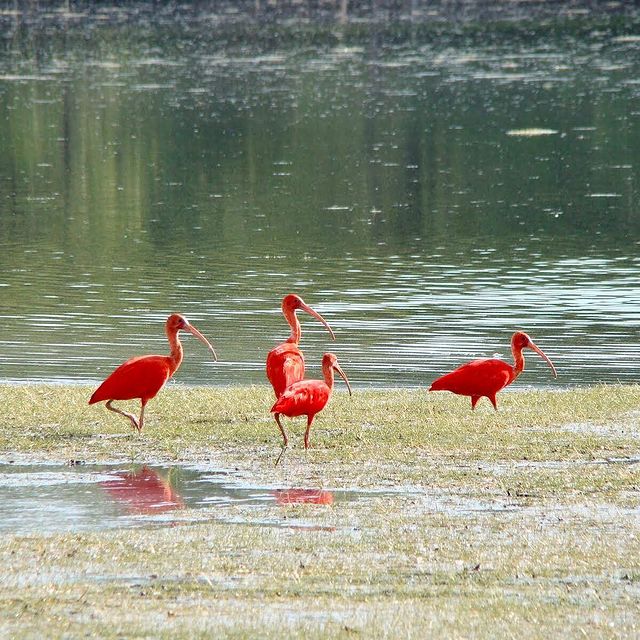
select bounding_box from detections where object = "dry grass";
[1,383,639,638]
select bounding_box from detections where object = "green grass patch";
[1,383,638,463]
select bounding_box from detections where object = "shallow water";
[0,4,639,388]
[0,461,412,534]
[2,458,638,535]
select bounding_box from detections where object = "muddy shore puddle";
[0,462,419,535]
[3,458,638,535]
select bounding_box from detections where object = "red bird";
[429,331,557,409]
[89,314,216,431]
[271,352,352,452]
[266,294,335,398]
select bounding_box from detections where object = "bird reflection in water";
[101,466,184,515]
[272,488,334,505]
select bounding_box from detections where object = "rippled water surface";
[0,4,639,387]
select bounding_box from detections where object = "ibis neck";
[322,364,334,389]
[284,307,301,344]
[512,345,525,379]
[167,329,184,374]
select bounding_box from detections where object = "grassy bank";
[1,384,639,638]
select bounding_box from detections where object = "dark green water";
[0,4,638,387]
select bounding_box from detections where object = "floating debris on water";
[587,193,622,198]
[506,128,559,137]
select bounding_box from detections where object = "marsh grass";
[1,383,639,638]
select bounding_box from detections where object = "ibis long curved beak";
[185,322,218,362]
[529,341,557,378]
[300,302,336,340]
[333,363,352,397]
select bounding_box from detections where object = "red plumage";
[429,332,557,410]
[89,356,173,405]
[89,314,216,431]
[266,343,305,399]
[270,352,351,454]
[266,294,335,398]
[271,379,331,418]
[429,359,514,409]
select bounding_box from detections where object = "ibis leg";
[303,415,315,450]
[274,446,287,467]
[274,413,288,467]
[274,413,288,447]
[138,401,146,432]
[106,400,139,431]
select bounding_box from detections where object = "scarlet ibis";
[271,352,352,454]
[89,314,216,431]
[429,331,557,409]
[266,294,335,398]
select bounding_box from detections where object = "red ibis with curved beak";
[271,352,352,455]
[429,331,557,409]
[266,294,335,398]
[89,314,216,431]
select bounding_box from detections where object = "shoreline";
[1,382,637,463]
[1,382,639,637]
[0,378,619,390]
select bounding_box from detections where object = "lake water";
[0,3,638,388]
